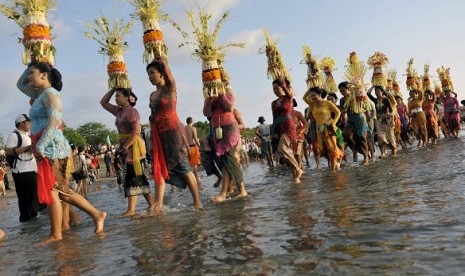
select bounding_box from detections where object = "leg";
[154,181,165,212]
[183,172,203,209]
[59,192,106,233]
[39,191,63,245]
[142,193,154,213]
[192,165,201,190]
[61,201,70,230]
[211,168,230,203]
[120,196,138,217]
[13,173,31,222]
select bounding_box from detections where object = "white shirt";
[5,129,37,173]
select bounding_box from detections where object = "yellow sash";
[119,134,146,176]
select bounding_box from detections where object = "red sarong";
[31,130,55,205]
[151,122,169,185]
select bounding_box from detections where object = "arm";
[303,89,313,106]
[255,127,263,140]
[220,88,235,112]
[157,58,176,92]
[279,78,294,98]
[5,133,32,155]
[384,97,393,114]
[100,88,120,116]
[203,98,212,117]
[233,109,245,130]
[36,91,62,156]
[193,127,200,147]
[328,101,341,125]
[296,111,308,136]
[367,87,378,104]
[122,110,142,150]
[17,68,39,99]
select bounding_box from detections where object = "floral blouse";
[17,69,71,159]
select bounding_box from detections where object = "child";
[0,163,6,196]
[113,152,124,191]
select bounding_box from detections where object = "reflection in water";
[1,138,465,274]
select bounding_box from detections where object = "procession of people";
[0,1,463,247]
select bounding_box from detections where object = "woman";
[367,86,397,157]
[396,96,411,146]
[147,58,203,210]
[271,78,303,182]
[408,89,428,147]
[341,83,370,165]
[101,88,154,216]
[303,87,343,171]
[291,99,308,169]
[436,97,447,137]
[443,90,461,138]
[422,90,439,144]
[203,86,248,201]
[17,61,106,245]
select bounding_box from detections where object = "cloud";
[226,28,263,56]
[51,20,73,42]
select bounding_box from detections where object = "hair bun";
[50,67,63,91]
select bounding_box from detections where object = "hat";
[257,116,265,123]
[15,114,30,124]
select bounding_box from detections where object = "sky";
[1,0,465,141]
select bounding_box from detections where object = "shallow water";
[1,137,465,275]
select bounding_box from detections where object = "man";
[5,114,39,222]
[255,116,274,168]
[185,117,202,189]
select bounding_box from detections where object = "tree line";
[0,121,258,149]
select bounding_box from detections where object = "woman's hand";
[34,151,45,160]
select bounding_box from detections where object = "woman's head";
[28,61,63,91]
[409,89,419,98]
[374,86,385,97]
[272,78,290,97]
[395,95,403,104]
[115,88,137,107]
[424,90,433,98]
[338,81,349,96]
[327,93,338,104]
[146,59,165,86]
[309,87,327,102]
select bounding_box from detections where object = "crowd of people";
[0,19,464,247]
[0,55,463,245]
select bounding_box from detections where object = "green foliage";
[193,121,210,139]
[76,122,118,146]
[63,127,86,146]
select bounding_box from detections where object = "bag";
[72,169,87,180]
[72,155,88,180]
[6,131,22,168]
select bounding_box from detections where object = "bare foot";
[362,159,369,165]
[118,211,136,218]
[153,203,164,213]
[94,212,106,233]
[194,202,203,209]
[233,191,248,199]
[210,194,227,203]
[0,229,5,241]
[62,225,70,231]
[38,235,62,246]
